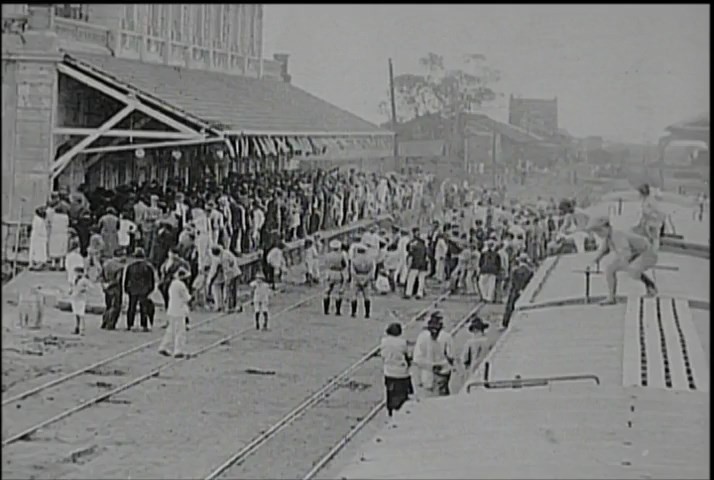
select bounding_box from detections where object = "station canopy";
[55,52,393,177]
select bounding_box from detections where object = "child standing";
[250,271,271,331]
[70,265,92,335]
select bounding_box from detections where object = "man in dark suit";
[123,247,156,332]
[100,248,127,330]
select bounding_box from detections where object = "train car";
[331,194,709,479]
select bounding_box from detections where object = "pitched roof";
[463,113,543,143]
[63,52,390,136]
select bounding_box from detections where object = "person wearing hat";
[99,206,120,259]
[69,265,92,335]
[461,316,490,375]
[501,252,534,329]
[412,311,455,397]
[478,238,501,303]
[405,228,429,300]
[123,247,156,332]
[142,194,162,254]
[323,239,348,315]
[250,270,271,330]
[586,215,658,304]
[100,248,128,330]
[349,243,375,318]
[158,268,191,358]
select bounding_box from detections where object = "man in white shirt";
[413,312,455,397]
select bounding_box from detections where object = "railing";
[465,373,601,393]
[54,17,110,51]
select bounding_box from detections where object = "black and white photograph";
[1,3,709,479]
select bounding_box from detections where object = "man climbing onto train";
[501,253,534,330]
[585,215,658,305]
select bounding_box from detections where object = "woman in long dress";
[48,204,70,270]
[98,207,120,258]
[28,206,49,270]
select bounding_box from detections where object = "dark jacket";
[479,249,501,275]
[510,264,534,292]
[407,238,429,271]
[124,259,155,296]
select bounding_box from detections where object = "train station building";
[1,4,394,222]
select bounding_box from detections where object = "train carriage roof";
[335,194,710,480]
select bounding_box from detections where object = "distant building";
[508,95,558,138]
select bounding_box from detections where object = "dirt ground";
[2,267,496,479]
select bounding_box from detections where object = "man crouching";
[585,215,658,305]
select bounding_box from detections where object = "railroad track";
[204,292,482,480]
[1,287,323,448]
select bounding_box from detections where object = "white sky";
[263,4,709,143]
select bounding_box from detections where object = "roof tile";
[64,52,389,136]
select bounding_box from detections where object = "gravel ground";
[221,296,485,480]
[315,304,506,480]
[2,278,457,479]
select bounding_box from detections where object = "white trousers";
[158,315,186,356]
[405,269,427,298]
[479,274,497,302]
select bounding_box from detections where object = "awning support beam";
[57,63,200,136]
[226,130,395,137]
[52,104,135,178]
[53,127,202,140]
[81,137,223,155]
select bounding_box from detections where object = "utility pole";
[491,131,497,189]
[388,58,399,171]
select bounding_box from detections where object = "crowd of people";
[377,180,669,415]
[25,168,434,350]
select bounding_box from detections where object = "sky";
[263,4,709,144]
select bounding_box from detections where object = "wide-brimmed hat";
[468,316,489,332]
[427,311,444,329]
[329,239,342,250]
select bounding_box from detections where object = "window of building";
[231,5,242,52]
[212,5,222,49]
[193,4,205,46]
[170,4,182,41]
[221,5,231,50]
[147,4,162,37]
[181,4,191,43]
[54,4,88,21]
[203,5,211,47]
[247,5,256,57]
[121,4,136,31]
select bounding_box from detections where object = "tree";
[380,52,500,124]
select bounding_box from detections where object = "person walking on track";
[159,268,191,358]
[349,243,375,318]
[323,239,348,315]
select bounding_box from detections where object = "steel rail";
[301,301,484,480]
[3,305,240,407]
[3,217,390,406]
[204,291,453,480]
[1,292,322,447]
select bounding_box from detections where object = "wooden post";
[388,58,399,171]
